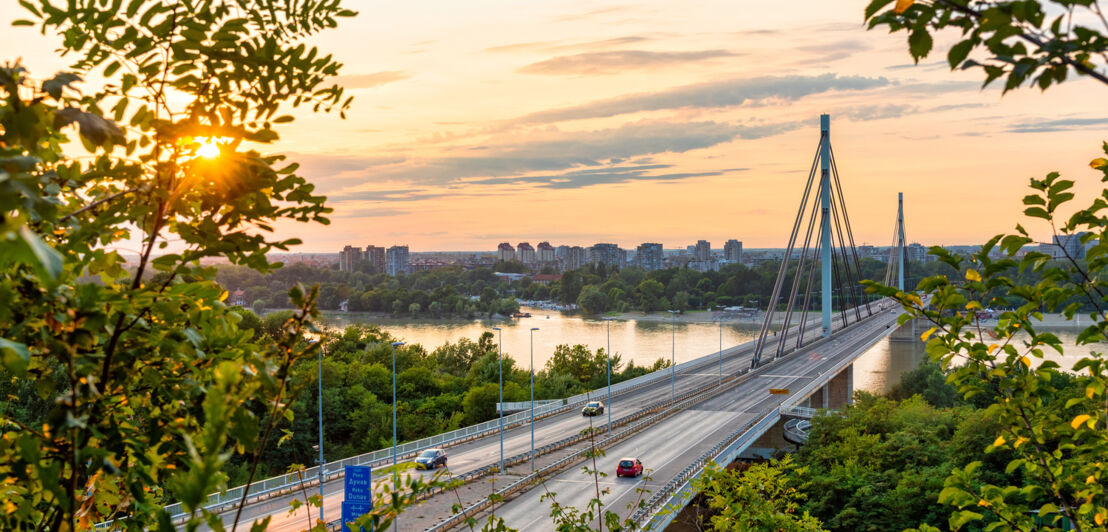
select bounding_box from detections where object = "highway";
[491,305,901,531]
[214,303,897,531]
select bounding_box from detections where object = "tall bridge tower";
[751,114,875,368]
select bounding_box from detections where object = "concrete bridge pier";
[803,363,853,410]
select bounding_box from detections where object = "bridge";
[170,114,914,531]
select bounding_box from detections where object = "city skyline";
[2,1,1104,252]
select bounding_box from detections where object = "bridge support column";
[828,364,853,408]
[807,385,826,409]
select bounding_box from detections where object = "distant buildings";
[366,245,386,273]
[386,245,409,275]
[339,245,361,272]
[724,240,743,263]
[694,240,711,261]
[566,246,586,270]
[589,243,623,268]
[1053,232,1090,260]
[497,242,515,262]
[537,241,556,263]
[517,242,536,264]
[637,243,664,271]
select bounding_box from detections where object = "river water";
[322,308,1101,396]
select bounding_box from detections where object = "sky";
[2,0,1106,252]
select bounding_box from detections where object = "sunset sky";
[3,0,1106,252]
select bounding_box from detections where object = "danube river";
[322,308,1100,395]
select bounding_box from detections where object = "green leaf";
[908,29,933,61]
[948,39,973,68]
[0,338,30,376]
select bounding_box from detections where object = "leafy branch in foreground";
[0,0,357,530]
[865,146,1108,531]
[865,0,1108,91]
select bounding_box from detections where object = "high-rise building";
[386,245,409,276]
[566,246,586,270]
[365,245,386,273]
[339,245,361,272]
[637,243,664,271]
[695,240,711,261]
[685,245,696,256]
[724,240,743,263]
[589,243,622,268]
[517,242,536,264]
[906,242,927,263]
[1053,232,1089,260]
[555,245,570,260]
[497,242,515,262]
[537,241,556,263]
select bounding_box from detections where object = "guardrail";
[163,303,894,524]
[423,365,758,532]
[780,405,818,419]
[633,305,903,530]
[163,318,780,521]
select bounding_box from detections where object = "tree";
[0,0,360,528]
[864,1,1108,530]
[577,285,608,314]
[691,456,825,532]
[865,0,1108,91]
[636,279,665,312]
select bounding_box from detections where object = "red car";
[616,457,643,478]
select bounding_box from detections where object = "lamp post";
[492,327,504,474]
[316,341,325,524]
[718,318,723,387]
[667,310,678,402]
[603,316,614,430]
[390,341,405,532]
[529,327,539,472]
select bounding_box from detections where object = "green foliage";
[0,0,361,529]
[865,161,1108,528]
[693,456,824,531]
[865,0,1108,91]
[888,360,964,408]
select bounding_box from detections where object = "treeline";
[215,254,1079,320]
[223,311,669,486]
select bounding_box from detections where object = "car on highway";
[616,457,643,478]
[581,401,605,416]
[414,448,447,470]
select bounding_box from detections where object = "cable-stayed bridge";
[171,114,914,531]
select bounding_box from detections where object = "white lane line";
[757,374,811,379]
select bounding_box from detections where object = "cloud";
[1008,117,1108,133]
[793,40,872,65]
[484,36,650,54]
[329,206,411,218]
[333,71,410,89]
[519,49,735,75]
[839,104,916,121]
[511,73,892,124]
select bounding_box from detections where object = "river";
[321,307,1101,396]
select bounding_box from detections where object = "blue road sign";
[344,465,372,503]
[341,500,374,532]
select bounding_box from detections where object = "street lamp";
[602,317,614,430]
[718,317,723,387]
[315,341,325,524]
[491,327,504,474]
[529,327,539,472]
[667,310,678,402]
[390,341,405,532]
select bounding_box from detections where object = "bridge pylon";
[751,114,873,368]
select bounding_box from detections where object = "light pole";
[667,310,678,402]
[603,317,613,430]
[316,341,325,524]
[492,326,504,474]
[390,341,404,532]
[717,318,724,386]
[529,327,539,472]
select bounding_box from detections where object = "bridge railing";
[160,319,771,521]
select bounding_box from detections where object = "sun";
[195,138,222,159]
